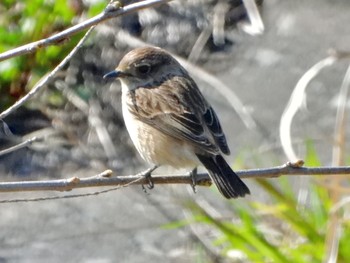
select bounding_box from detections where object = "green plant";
[180,141,350,262]
[0,0,105,110]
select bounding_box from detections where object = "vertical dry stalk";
[324,63,350,263]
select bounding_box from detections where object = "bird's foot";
[139,165,158,192]
[189,168,198,194]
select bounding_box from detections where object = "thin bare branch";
[188,26,212,63]
[0,136,38,157]
[0,0,172,121]
[55,80,90,113]
[0,26,95,120]
[0,175,143,204]
[240,0,264,35]
[55,81,118,161]
[212,1,230,46]
[88,100,118,160]
[1,162,350,194]
[0,0,171,62]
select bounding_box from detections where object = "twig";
[1,162,350,193]
[55,81,118,162]
[55,80,90,113]
[0,175,143,204]
[0,0,171,62]
[188,26,212,63]
[88,100,118,160]
[0,26,95,120]
[0,136,38,157]
[240,0,264,35]
[212,1,229,46]
[0,0,172,120]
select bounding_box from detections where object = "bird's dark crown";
[116,47,184,80]
[119,47,173,68]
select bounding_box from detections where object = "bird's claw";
[142,172,154,191]
[190,168,198,194]
[139,165,158,193]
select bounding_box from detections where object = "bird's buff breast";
[122,90,198,168]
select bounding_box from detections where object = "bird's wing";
[125,76,230,155]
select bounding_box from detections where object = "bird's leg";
[139,165,159,191]
[189,167,198,194]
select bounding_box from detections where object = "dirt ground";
[1,0,350,262]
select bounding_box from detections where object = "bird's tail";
[196,154,250,199]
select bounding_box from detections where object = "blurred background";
[1,0,350,262]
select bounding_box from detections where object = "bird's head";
[103,46,186,90]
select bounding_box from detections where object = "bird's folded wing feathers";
[127,76,230,155]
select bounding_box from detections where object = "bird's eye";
[136,63,151,75]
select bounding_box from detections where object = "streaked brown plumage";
[104,46,250,199]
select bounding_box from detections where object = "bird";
[103,46,250,199]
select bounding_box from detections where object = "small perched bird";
[104,47,250,199]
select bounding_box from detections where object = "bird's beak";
[103,70,126,79]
